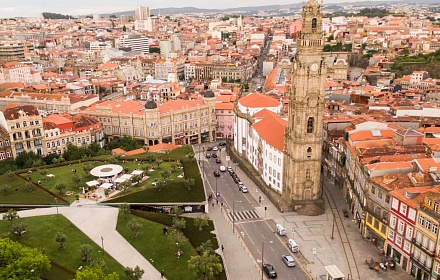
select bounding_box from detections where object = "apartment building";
[0,126,12,161]
[81,92,216,146]
[115,34,150,55]
[0,105,44,158]
[42,113,104,156]
[0,41,26,62]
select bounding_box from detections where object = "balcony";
[412,238,436,257]
[410,254,433,273]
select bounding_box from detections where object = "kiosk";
[324,265,345,280]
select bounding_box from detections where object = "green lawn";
[0,215,129,280]
[116,212,199,280]
[0,174,59,205]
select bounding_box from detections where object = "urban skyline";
[1,0,388,18]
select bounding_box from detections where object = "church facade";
[283,0,326,214]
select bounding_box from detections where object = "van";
[288,239,299,253]
[276,224,286,236]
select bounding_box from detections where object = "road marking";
[227,210,260,221]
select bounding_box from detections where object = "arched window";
[307,117,314,133]
[307,147,312,159]
[306,168,311,179]
[312,18,317,29]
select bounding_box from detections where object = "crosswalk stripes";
[228,210,260,221]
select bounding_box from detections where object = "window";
[385,195,390,204]
[404,240,410,252]
[378,190,383,199]
[432,224,438,235]
[419,216,425,226]
[426,220,431,230]
[388,230,394,240]
[434,202,439,212]
[307,117,314,133]
[312,18,317,29]
[406,227,413,239]
[398,221,404,233]
[396,235,402,246]
[390,215,396,228]
[400,204,407,215]
[371,186,375,194]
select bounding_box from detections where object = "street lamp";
[232,200,242,233]
[261,241,273,280]
[215,176,218,195]
[54,198,58,215]
[101,236,104,255]
[331,211,335,239]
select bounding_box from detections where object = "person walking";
[161,270,164,278]
[221,245,224,252]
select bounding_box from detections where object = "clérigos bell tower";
[283,0,326,215]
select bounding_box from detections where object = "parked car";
[213,171,220,177]
[206,153,211,158]
[263,264,277,278]
[212,146,219,151]
[212,153,218,158]
[215,159,221,164]
[206,147,212,151]
[228,169,234,175]
[240,185,248,193]
[281,254,296,267]
[219,165,226,172]
[227,166,233,172]
[219,142,226,146]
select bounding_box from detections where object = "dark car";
[215,159,221,164]
[213,171,220,177]
[228,169,234,175]
[212,153,218,158]
[206,147,212,151]
[206,153,211,158]
[219,142,226,146]
[263,264,277,278]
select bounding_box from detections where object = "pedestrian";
[216,198,219,205]
[259,196,262,203]
[161,270,164,278]
[221,245,224,252]
[212,201,214,207]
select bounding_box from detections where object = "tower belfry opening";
[282,0,326,215]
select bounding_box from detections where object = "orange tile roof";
[215,103,234,110]
[365,162,413,171]
[43,114,73,125]
[414,158,440,172]
[85,100,145,115]
[149,143,181,152]
[390,187,434,208]
[349,130,394,141]
[125,148,147,156]
[252,113,287,151]
[239,92,280,108]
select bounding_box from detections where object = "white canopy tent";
[131,170,143,175]
[114,177,127,183]
[86,180,100,187]
[121,174,133,180]
[100,183,113,189]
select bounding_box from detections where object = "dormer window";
[434,202,439,212]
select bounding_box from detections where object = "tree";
[131,174,142,185]
[156,179,164,191]
[0,184,11,196]
[194,216,209,231]
[186,152,195,162]
[169,229,187,250]
[160,170,170,182]
[171,206,183,218]
[79,244,93,262]
[171,162,178,172]
[56,232,67,249]
[12,222,28,238]
[82,163,93,176]
[39,168,48,180]
[156,158,163,168]
[72,174,82,188]
[3,208,19,232]
[119,180,131,193]
[188,251,223,280]
[172,217,186,231]
[55,182,67,195]
[0,238,50,279]
[184,178,195,191]
[25,182,36,192]
[74,264,119,280]
[6,170,15,181]
[119,203,131,219]
[123,25,127,32]
[124,266,144,280]
[128,219,142,238]
[197,240,214,255]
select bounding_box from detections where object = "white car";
[219,165,226,172]
[240,186,248,193]
[212,146,219,151]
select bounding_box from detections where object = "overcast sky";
[0,0,373,18]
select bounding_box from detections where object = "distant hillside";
[88,0,439,18]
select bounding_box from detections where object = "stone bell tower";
[282,0,326,215]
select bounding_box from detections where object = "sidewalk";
[214,142,412,280]
[4,204,164,280]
